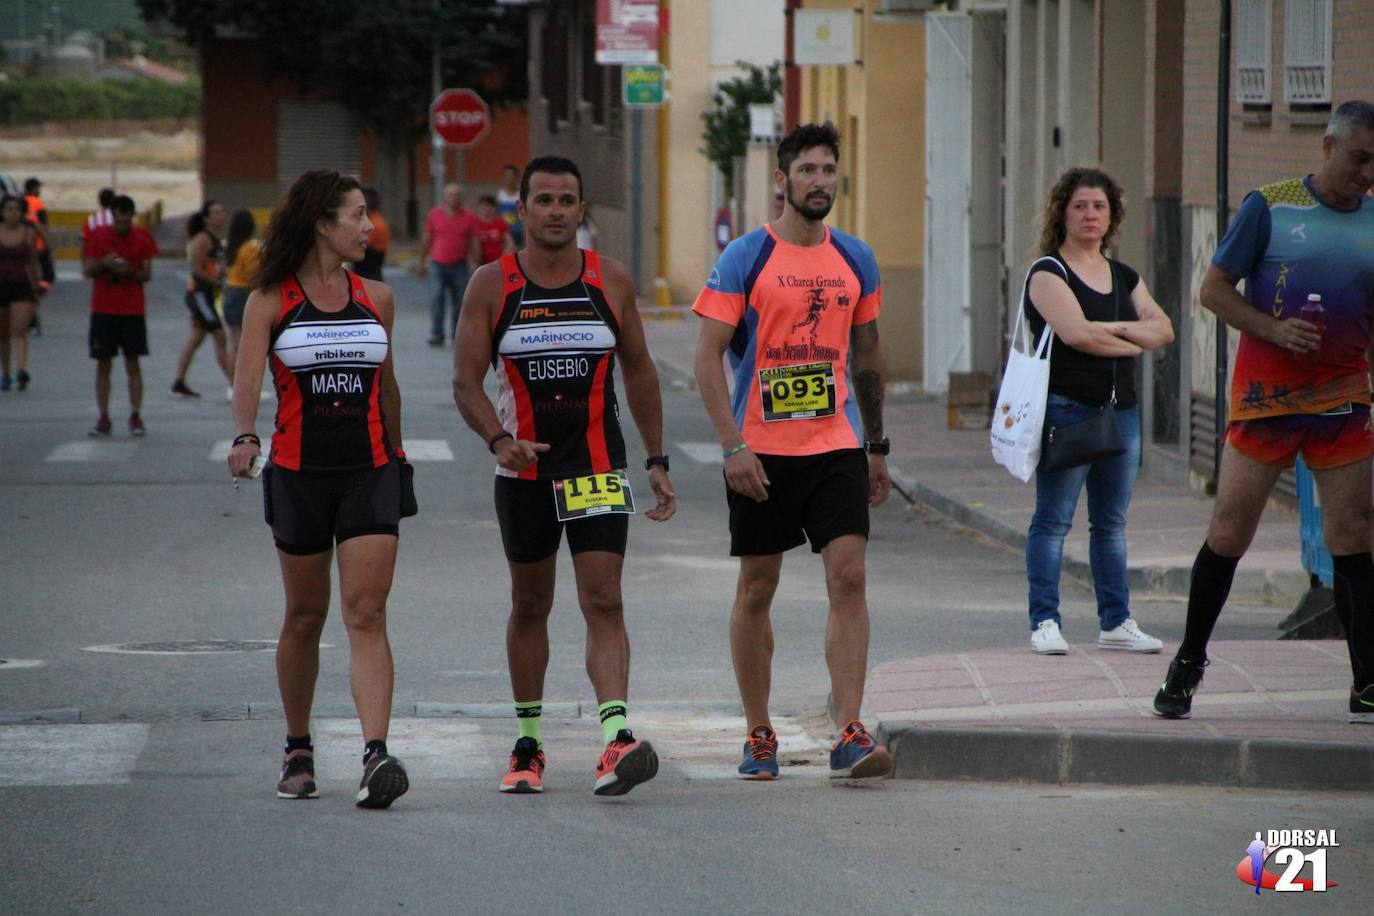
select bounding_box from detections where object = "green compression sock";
[598,700,628,746]
[515,700,543,747]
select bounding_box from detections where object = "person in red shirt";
[83,195,158,436]
[417,183,480,345]
[474,194,514,265]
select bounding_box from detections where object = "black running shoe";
[1152,657,1208,719]
[356,753,409,808]
[276,749,318,799]
[1350,684,1374,724]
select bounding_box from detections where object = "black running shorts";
[89,313,149,359]
[184,288,223,332]
[494,475,629,564]
[0,281,36,307]
[727,448,870,556]
[263,459,402,555]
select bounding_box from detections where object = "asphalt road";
[3,265,1360,915]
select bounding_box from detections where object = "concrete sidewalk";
[642,314,1374,789]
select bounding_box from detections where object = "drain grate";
[83,640,279,655]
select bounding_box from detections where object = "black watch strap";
[644,454,670,472]
[864,437,890,456]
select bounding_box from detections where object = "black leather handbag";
[1038,262,1127,473]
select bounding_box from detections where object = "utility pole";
[430,0,444,209]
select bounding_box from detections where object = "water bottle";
[1298,294,1325,362]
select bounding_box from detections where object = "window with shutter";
[1235,0,1271,105]
[1283,0,1332,105]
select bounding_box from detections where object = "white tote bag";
[990,256,1065,482]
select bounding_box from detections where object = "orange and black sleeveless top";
[269,271,392,472]
[490,250,625,480]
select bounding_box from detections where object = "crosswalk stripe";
[45,441,137,463]
[209,440,453,462]
[209,440,272,462]
[0,715,830,788]
[401,439,454,461]
[677,442,725,465]
[0,724,149,786]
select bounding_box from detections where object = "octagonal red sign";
[430,88,490,148]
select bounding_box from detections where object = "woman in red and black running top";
[229,170,411,810]
[0,194,41,391]
[172,200,234,398]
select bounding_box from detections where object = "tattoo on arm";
[854,369,883,439]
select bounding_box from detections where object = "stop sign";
[430,88,491,148]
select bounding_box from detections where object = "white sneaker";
[1030,619,1069,655]
[1098,618,1163,653]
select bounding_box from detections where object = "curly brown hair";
[254,170,361,291]
[1035,167,1125,255]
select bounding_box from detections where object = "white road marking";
[0,724,149,786]
[401,439,454,461]
[45,441,136,462]
[0,659,45,670]
[209,440,272,462]
[677,442,725,465]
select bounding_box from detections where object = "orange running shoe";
[499,737,546,794]
[593,728,658,796]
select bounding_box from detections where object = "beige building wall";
[660,0,716,302]
[797,1,926,380]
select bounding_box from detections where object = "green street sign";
[623,64,666,108]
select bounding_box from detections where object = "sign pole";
[430,19,443,209]
[630,108,643,290]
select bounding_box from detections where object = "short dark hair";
[1036,167,1126,255]
[478,193,498,207]
[112,195,136,214]
[777,122,841,175]
[520,156,583,202]
[99,188,116,208]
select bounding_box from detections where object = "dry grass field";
[0,123,201,215]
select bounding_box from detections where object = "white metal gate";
[923,12,972,393]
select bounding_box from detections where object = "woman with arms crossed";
[229,170,412,809]
[1023,168,1175,655]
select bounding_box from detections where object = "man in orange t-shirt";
[692,122,893,782]
[355,185,390,281]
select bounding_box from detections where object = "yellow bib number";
[554,470,635,521]
[759,362,837,421]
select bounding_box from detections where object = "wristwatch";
[644,454,670,472]
[864,437,891,456]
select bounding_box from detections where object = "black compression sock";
[363,739,388,765]
[1331,552,1374,688]
[1178,542,1241,663]
[285,734,312,754]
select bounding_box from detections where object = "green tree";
[137,0,527,224]
[700,61,782,193]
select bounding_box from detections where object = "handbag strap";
[1107,259,1120,405]
[1013,255,1068,359]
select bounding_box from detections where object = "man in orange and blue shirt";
[693,122,893,781]
[1154,100,1374,724]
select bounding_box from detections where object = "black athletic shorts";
[727,448,870,556]
[263,459,402,555]
[89,313,149,359]
[0,281,36,307]
[494,475,629,564]
[184,287,223,332]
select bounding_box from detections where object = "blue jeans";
[429,262,469,340]
[1026,397,1141,632]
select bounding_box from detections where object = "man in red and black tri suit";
[454,156,676,797]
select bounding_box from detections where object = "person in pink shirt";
[418,183,480,345]
[693,122,893,782]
